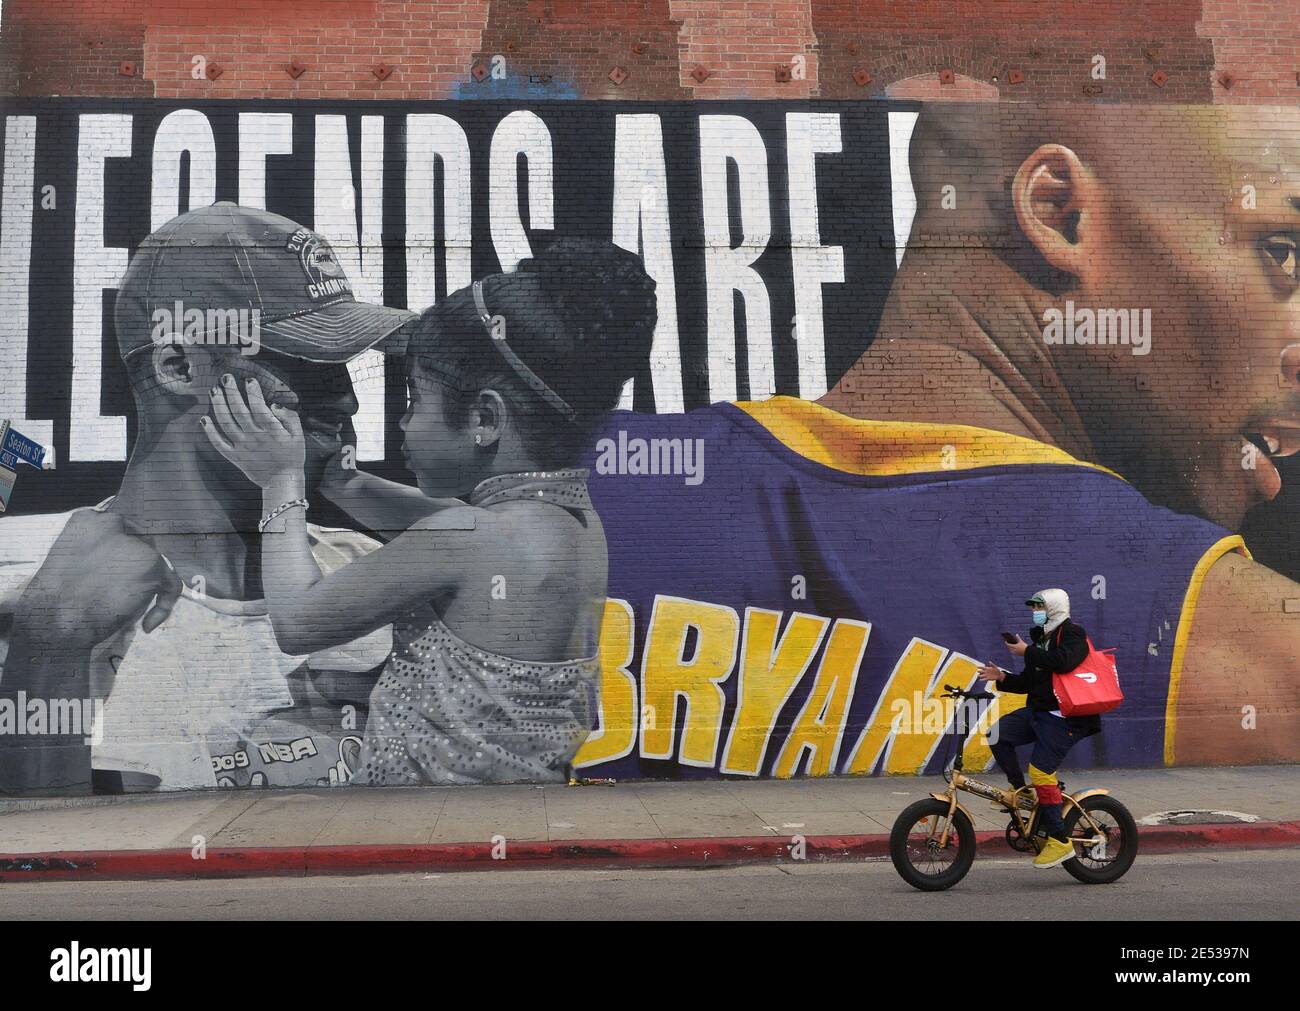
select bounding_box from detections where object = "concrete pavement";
[1,765,1297,881]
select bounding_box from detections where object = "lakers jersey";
[577,397,1244,779]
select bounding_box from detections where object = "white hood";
[1034,588,1071,635]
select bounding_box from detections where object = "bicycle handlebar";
[937,685,996,776]
[940,684,995,701]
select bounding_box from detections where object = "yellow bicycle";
[889,684,1138,891]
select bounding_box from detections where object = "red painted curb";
[3,820,1298,883]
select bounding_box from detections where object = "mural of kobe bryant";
[0,203,415,797]
[203,238,658,786]
[579,103,1300,780]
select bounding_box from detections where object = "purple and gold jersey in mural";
[577,397,1245,779]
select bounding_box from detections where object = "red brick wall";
[1,0,153,97]
[1198,0,1300,103]
[812,0,1216,101]
[3,0,1295,103]
[468,0,689,100]
[671,0,819,99]
[143,1,490,100]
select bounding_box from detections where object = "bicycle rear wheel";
[889,798,976,891]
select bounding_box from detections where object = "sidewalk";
[2,765,1297,881]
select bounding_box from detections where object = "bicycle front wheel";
[889,798,976,891]
[1063,794,1139,884]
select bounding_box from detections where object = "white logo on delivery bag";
[1074,671,1098,683]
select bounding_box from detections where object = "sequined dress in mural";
[351,471,600,785]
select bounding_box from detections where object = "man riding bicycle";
[976,589,1102,869]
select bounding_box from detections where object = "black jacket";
[997,619,1102,735]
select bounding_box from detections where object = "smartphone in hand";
[1001,631,1018,644]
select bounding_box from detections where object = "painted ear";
[475,388,508,448]
[149,342,206,399]
[1011,143,1104,283]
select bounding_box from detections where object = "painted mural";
[0,100,1296,794]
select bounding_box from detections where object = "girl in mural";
[201,239,657,785]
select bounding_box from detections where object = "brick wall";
[1198,0,1300,103]
[467,1,689,100]
[3,0,1297,103]
[1,0,153,97]
[1,4,1297,793]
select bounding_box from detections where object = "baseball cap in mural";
[114,202,414,364]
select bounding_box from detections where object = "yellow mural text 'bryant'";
[574,596,1024,778]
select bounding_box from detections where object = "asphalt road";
[0,849,1296,920]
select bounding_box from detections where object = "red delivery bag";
[1051,635,1123,717]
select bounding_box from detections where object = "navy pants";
[989,708,1082,837]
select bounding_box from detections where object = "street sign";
[0,450,17,470]
[2,424,46,468]
[0,460,15,512]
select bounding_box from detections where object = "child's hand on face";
[202,374,306,488]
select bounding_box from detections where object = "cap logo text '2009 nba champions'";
[285,228,353,301]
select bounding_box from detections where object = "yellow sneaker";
[1033,836,1076,869]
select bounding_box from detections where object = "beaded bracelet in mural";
[258,498,309,533]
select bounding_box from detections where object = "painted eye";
[1261,234,1298,281]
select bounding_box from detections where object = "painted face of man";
[1057,107,1300,528]
[212,348,361,491]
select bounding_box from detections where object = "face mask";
[1032,610,1048,627]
